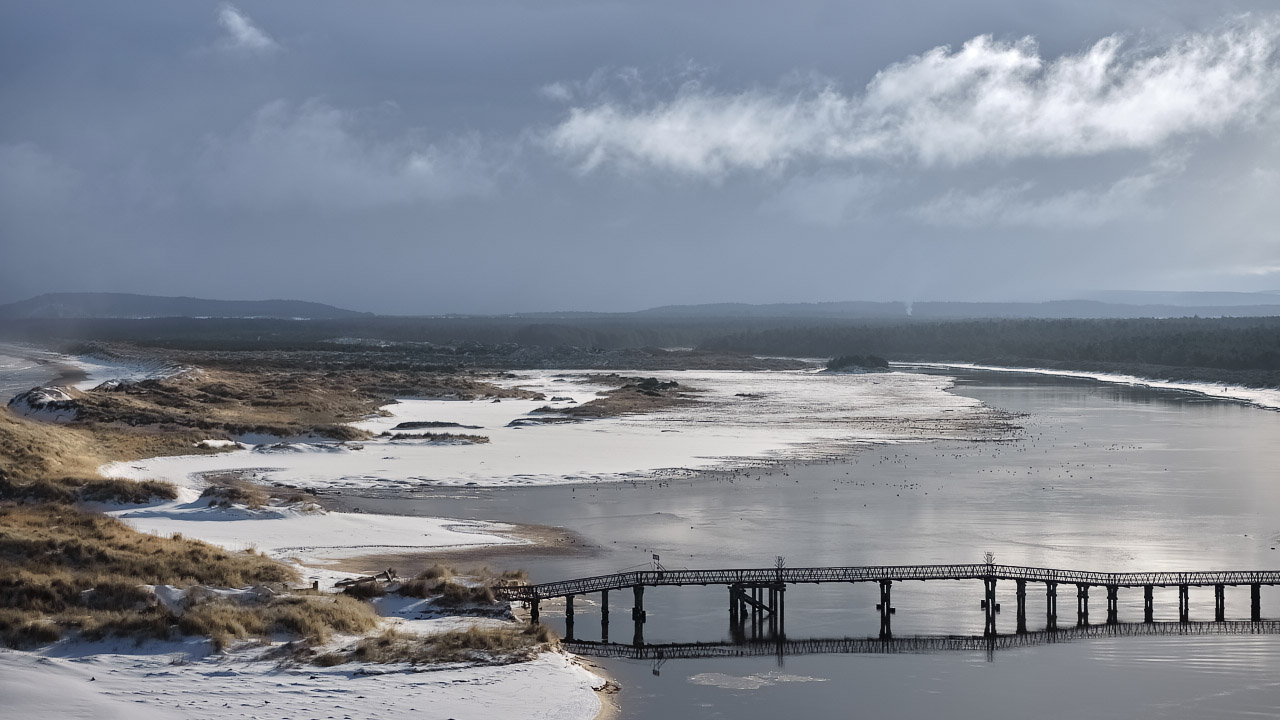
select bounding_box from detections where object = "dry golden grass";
[178,595,380,650]
[316,624,558,666]
[0,407,217,480]
[199,477,269,509]
[0,501,302,648]
[0,472,177,504]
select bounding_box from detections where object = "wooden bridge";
[493,564,1280,645]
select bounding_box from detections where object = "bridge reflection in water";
[564,621,1280,668]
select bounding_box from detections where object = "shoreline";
[906,362,1280,411]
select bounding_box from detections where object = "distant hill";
[623,299,1280,320]
[633,301,907,318]
[0,293,371,320]
[1083,290,1280,307]
[910,300,1280,319]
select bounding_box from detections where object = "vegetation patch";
[0,471,177,504]
[0,500,299,648]
[825,354,890,372]
[316,624,558,666]
[380,432,489,444]
[178,594,379,650]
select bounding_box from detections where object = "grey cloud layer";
[3,2,1280,312]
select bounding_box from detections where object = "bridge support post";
[1178,585,1189,623]
[768,586,777,636]
[530,598,540,626]
[981,578,998,636]
[1077,584,1090,626]
[751,586,760,637]
[1215,584,1225,622]
[1015,580,1027,634]
[1106,585,1118,625]
[876,580,895,640]
[1046,582,1058,631]
[1144,586,1154,623]
[1252,583,1262,622]
[565,594,575,640]
[601,590,609,642]
[777,583,786,638]
[729,585,738,627]
[632,585,646,647]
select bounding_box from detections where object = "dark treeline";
[4,315,1279,386]
[0,316,845,351]
[700,316,1280,385]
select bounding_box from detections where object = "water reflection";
[566,620,1280,665]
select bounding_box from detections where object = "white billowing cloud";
[217,4,278,54]
[196,100,494,209]
[914,158,1181,228]
[547,21,1280,177]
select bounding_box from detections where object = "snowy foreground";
[0,643,605,720]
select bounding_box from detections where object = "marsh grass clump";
[200,478,269,509]
[323,624,557,666]
[382,432,489,444]
[0,472,177,505]
[396,565,524,604]
[178,594,380,650]
[436,582,496,606]
[397,565,454,598]
[341,579,386,599]
[0,501,305,648]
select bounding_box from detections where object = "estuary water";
[349,370,1280,719]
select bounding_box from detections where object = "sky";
[2,1,1280,314]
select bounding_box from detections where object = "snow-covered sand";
[0,643,605,720]
[911,362,1280,411]
[104,491,524,565]
[64,353,186,390]
[102,369,1003,491]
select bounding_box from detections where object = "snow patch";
[7,385,79,422]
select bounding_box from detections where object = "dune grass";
[315,624,558,666]
[0,471,177,504]
[0,501,307,648]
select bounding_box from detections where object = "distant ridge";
[633,301,906,318]
[617,298,1280,320]
[0,293,371,320]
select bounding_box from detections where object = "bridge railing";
[494,564,1280,602]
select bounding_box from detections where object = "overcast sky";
[3,1,1280,313]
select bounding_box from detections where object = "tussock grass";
[0,407,216,480]
[319,624,558,666]
[397,565,525,604]
[178,595,379,650]
[199,478,269,509]
[437,582,496,606]
[341,580,387,599]
[0,501,300,648]
[382,432,490,444]
[398,565,452,597]
[0,472,176,504]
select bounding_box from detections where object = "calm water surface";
[324,371,1280,718]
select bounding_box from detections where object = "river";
[347,369,1280,719]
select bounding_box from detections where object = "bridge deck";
[497,564,1280,601]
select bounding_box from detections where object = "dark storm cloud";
[2,1,1279,313]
